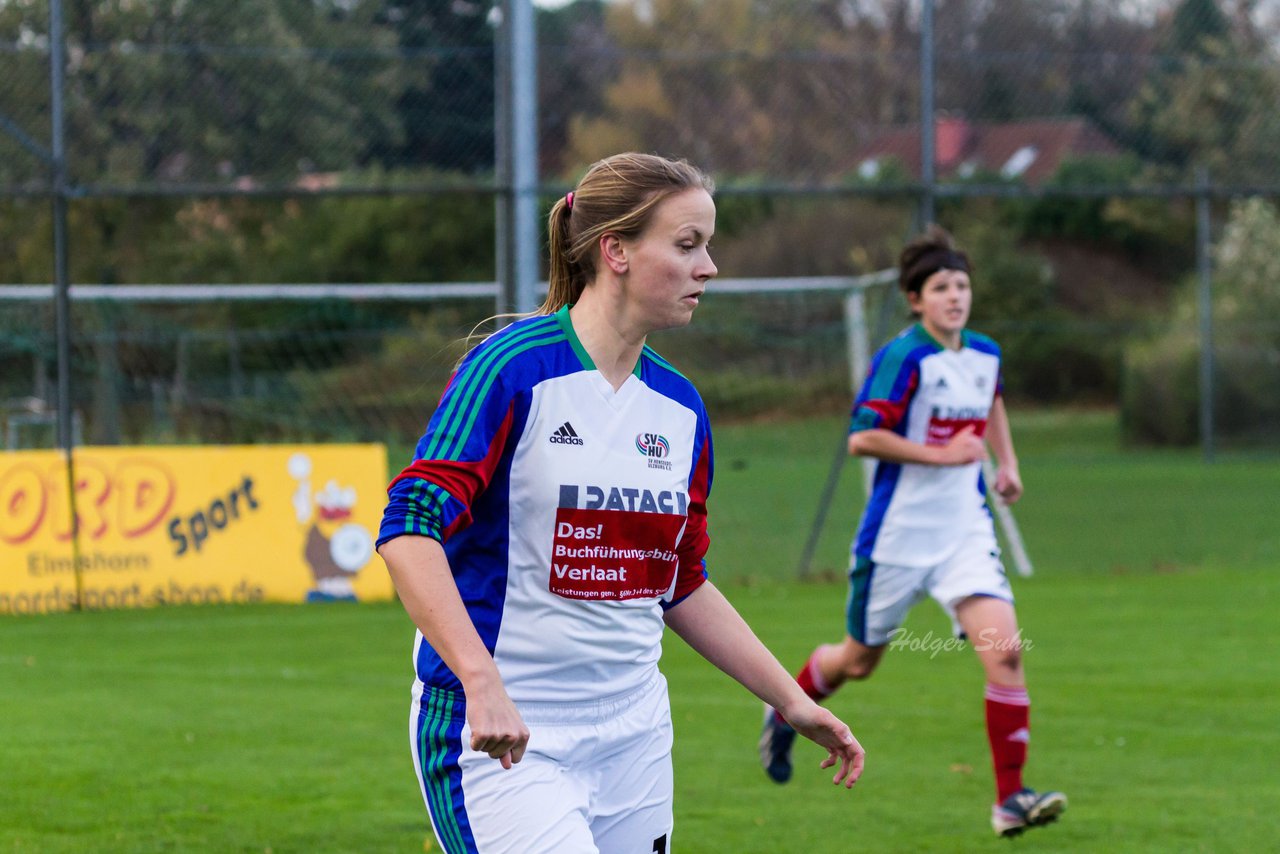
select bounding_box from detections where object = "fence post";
[919,0,936,228]
[49,0,85,608]
[495,0,540,318]
[793,289,866,579]
[845,288,876,497]
[51,0,72,451]
[1195,166,1215,462]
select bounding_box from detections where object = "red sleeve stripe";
[388,405,515,537]
[862,398,906,427]
[672,433,712,600]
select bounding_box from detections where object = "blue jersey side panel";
[640,345,713,605]
[381,313,587,692]
[850,328,935,558]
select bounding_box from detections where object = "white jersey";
[850,323,1002,568]
[380,307,712,704]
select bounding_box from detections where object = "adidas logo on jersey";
[549,421,584,446]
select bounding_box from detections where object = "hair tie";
[565,191,574,211]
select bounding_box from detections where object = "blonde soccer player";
[380,152,865,854]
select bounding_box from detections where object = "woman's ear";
[599,233,629,275]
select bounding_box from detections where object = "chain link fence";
[3,0,1279,455]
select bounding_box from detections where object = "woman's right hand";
[379,536,532,770]
[463,673,530,769]
[935,425,987,466]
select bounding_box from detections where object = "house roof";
[852,116,1120,185]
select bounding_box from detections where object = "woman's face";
[619,188,718,333]
[909,267,971,345]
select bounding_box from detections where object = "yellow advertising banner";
[1,444,393,615]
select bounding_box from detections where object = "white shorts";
[409,672,675,854]
[846,528,1013,646]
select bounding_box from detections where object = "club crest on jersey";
[636,432,673,471]
[549,421,584,446]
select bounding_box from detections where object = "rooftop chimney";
[935,116,971,169]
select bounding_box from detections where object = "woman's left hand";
[786,703,866,789]
[994,466,1023,504]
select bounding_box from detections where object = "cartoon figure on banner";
[288,452,374,602]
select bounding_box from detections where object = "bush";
[1121,331,1200,446]
[951,212,1124,403]
[1121,198,1280,446]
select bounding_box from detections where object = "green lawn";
[672,566,1280,852]
[708,407,1280,582]
[2,409,1277,852]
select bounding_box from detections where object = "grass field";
[3,409,1277,852]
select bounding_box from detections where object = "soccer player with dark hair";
[758,224,1066,838]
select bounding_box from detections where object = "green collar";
[915,321,968,351]
[554,305,643,378]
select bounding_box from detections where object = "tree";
[536,0,613,178]
[0,0,406,186]
[0,6,58,190]
[1126,0,1280,181]
[1166,0,1230,52]
[933,0,1069,121]
[367,0,496,173]
[563,0,912,179]
[1064,1,1158,151]
[1123,198,1280,444]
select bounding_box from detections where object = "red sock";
[797,646,834,702]
[776,647,834,725]
[985,683,1030,803]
